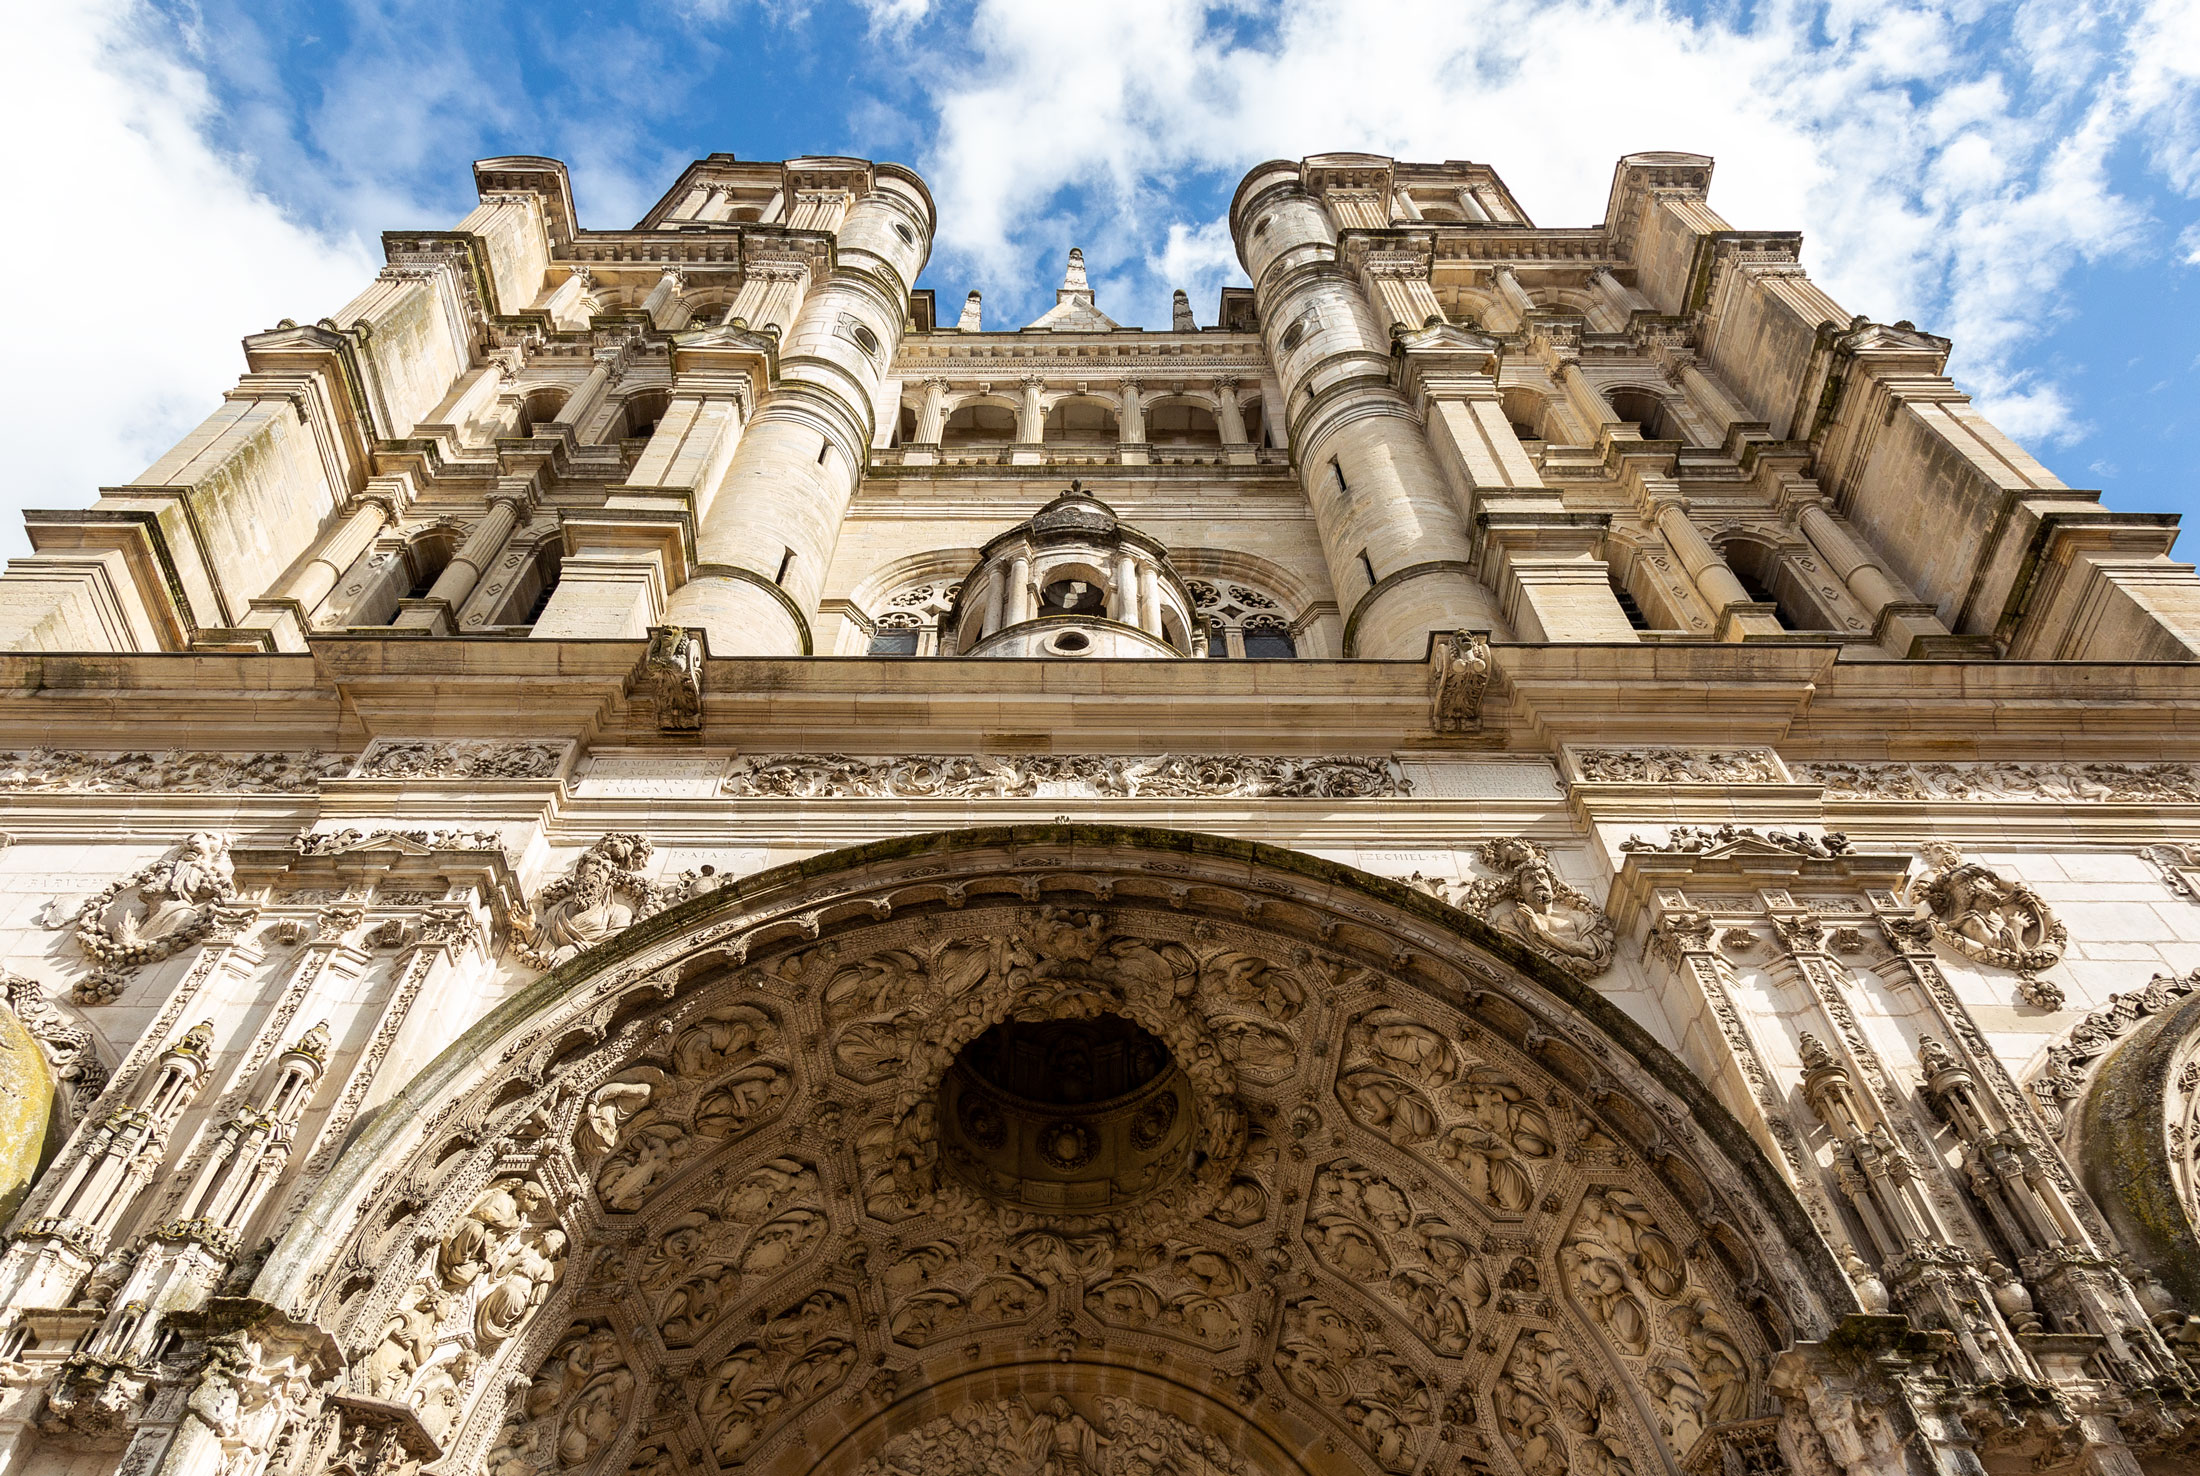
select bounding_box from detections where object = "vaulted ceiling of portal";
[262,828,1842,1476]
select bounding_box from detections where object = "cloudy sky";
[3,0,2196,558]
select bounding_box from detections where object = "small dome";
[1026,482,1119,538]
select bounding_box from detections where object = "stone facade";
[0,148,2194,1476]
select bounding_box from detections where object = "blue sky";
[2,0,2196,559]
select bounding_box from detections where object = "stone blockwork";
[0,147,2195,1476]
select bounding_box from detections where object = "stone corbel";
[633,625,704,733]
[1427,628,1490,732]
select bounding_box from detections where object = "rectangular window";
[775,548,796,585]
[867,630,920,656]
[1357,548,1378,587]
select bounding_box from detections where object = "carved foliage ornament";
[0,749,350,794]
[354,740,568,781]
[1413,838,1616,978]
[316,853,1800,1476]
[1621,825,1853,859]
[1573,747,1785,785]
[1910,842,2067,1005]
[71,832,244,1003]
[723,752,1409,800]
[2030,968,2198,1128]
[1798,759,2200,802]
[1,970,106,1108]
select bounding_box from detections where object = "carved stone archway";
[256,827,1848,1476]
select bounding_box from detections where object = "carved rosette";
[291,833,1825,1476]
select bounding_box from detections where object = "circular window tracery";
[1188,578,1297,658]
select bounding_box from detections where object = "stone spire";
[1026,246,1119,331]
[957,290,983,332]
[1172,290,1196,332]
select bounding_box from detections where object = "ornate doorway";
[257,827,1841,1476]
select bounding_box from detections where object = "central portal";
[939,1014,1196,1213]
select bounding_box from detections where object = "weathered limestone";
[0,146,2195,1476]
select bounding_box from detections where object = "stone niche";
[939,1014,1196,1212]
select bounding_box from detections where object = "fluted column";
[395,481,532,632]
[1649,494,1777,640]
[1795,496,1958,654]
[280,491,399,612]
[640,269,688,327]
[1018,376,1045,443]
[548,353,618,438]
[914,378,950,442]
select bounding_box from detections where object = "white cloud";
[0,0,375,559]
[909,0,2200,445]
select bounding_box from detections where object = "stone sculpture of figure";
[1459,839,1617,978]
[1430,628,1492,732]
[74,832,241,992]
[475,1225,567,1348]
[116,831,235,946]
[641,624,703,732]
[577,1079,654,1157]
[521,833,663,967]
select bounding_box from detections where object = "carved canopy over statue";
[251,827,1844,1476]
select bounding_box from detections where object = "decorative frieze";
[1621,825,1853,858]
[351,739,570,781]
[1798,760,2200,802]
[721,753,1409,800]
[0,750,349,794]
[1571,747,1785,784]
[291,828,509,858]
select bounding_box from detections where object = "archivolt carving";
[851,1395,1250,1476]
[1798,759,2200,802]
[363,1176,567,1441]
[2,970,106,1110]
[279,832,1827,1476]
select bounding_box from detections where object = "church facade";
[0,146,2196,1476]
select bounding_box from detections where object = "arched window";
[1241,613,1297,658]
[941,401,1017,447]
[1187,578,1298,658]
[866,578,962,656]
[515,389,568,437]
[1606,388,1689,444]
[385,532,456,624]
[867,610,922,656]
[1719,539,1842,632]
[608,389,671,443]
[895,405,918,446]
[1144,398,1221,449]
[1501,387,1552,443]
[1042,396,1119,446]
[513,545,563,626]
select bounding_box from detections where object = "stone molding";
[1570,746,1787,784]
[350,739,572,781]
[1797,759,2200,802]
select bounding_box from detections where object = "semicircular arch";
[259,826,1846,1476]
